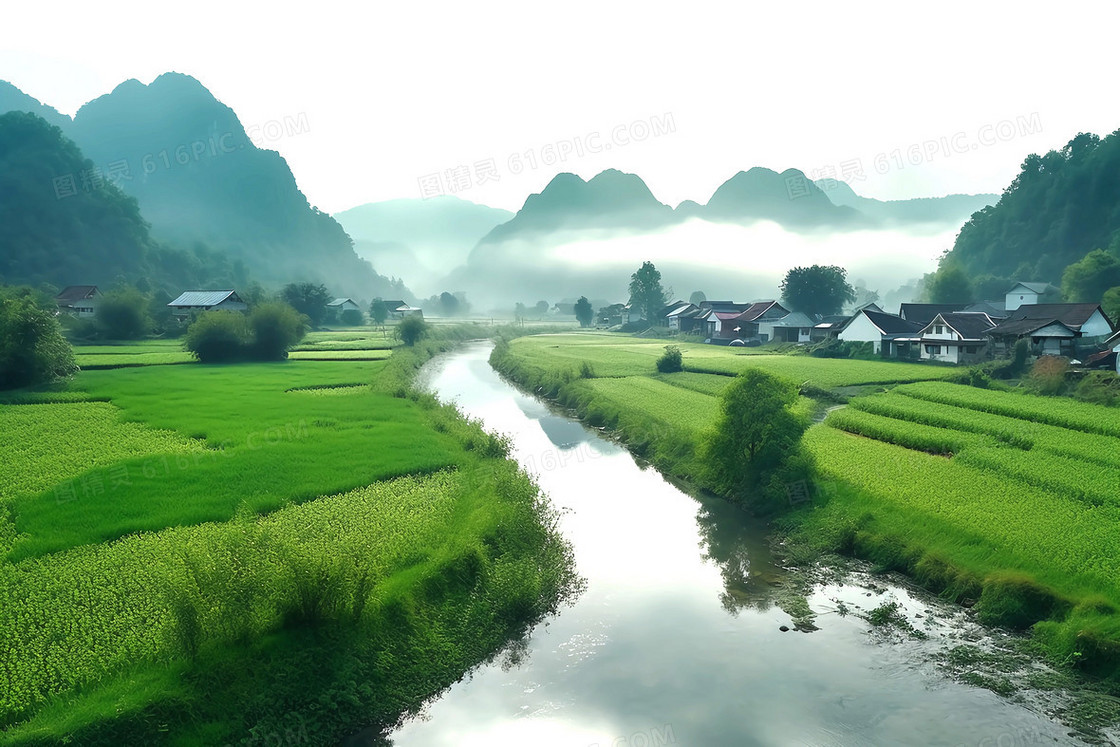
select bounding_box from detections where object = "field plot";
[584,376,721,435]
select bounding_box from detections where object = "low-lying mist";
[446,218,957,312]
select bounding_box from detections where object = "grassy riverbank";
[0,326,578,744]
[491,332,1120,686]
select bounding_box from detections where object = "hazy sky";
[3,1,1118,214]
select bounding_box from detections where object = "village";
[603,281,1120,373]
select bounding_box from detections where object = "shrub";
[184,311,251,363]
[249,302,307,361]
[1027,355,1070,395]
[0,295,78,389]
[655,344,683,373]
[95,289,149,340]
[396,315,428,346]
[340,308,364,326]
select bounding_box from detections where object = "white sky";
[3,1,1118,214]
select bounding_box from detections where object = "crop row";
[0,469,508,723]
[804,426,1120,597]
[849,392,1120,469]
[895,381,1120,438]
[583,376,720,435]
[824,407,1000,455]
[954,446,1120,508]
[0,402,206,506]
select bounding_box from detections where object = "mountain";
[814,178,997,226]
[701,167,864,227]
[334,196,511,292]
[0,74,409,301]
[0,81,71,130]
[939,130,1120,282]
[476,169,676,246]
[0,111,244,290]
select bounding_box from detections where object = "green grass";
[5,361,462,560]
[0,328,577,743]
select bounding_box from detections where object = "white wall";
[1005,290,1039,311]
[1082,309,1114,338]
[838,313,882,353]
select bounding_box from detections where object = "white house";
[54,285,101,317]
[326,298,361,314]
[382,300,423,320]
[988,303,1115,356]
[1005,282,1059,312]
[916,312,996,364]
[167,290,248,322]
[837,308,920,355]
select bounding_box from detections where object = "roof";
[54,285,99,303]
[381,300,420,311]
[1003,303,1105,331]
[964,301,1007,318]
[738,300,788,323]
[326,298,357,307]
[1107,330,1120,348]
[924,312,996,340]
[1007,282,1059,295]
[665,303,697,318]
[699,301,753,314]
[899,303,969,324]
[860,309,921,335]
[715,311,744,321]
[988,317,1078,337]
[765,311,816,328]
[168,290,241,307]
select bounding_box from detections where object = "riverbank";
[489,332,1120,711]
[0,326,579,744]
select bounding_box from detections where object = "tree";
[369,299,388,326]
[779,265,856,317]
[574,296,594,327]
[1062,249,1120,302]
[628,261,668,324]
[689,291,707,306]
[1102,286,1120,327]
[281,282,331,328]
[95,288,150,340]
[534,300,549,316]
[925,264,974,304]
[438,291,460,317]
[700,369,808,506]
[0,293,77,389]
[514,302,527,323]
[396,314,428,346]
[183,311,251,363]
[340,308,364,326]
[249,302,307,360]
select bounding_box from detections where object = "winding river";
[390,341,1081,746]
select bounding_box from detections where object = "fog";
[448,218,959,312]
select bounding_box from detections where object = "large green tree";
[628,261,668,323]
[700,369,808,508]
[369,299,388,326]
[574,296,593,327]
[281,282,331,328]
[249,302,307,360]
[96,288,150,340]
[0,290,77,389]
[1061,249,1120,303]
[925,265,974,304]
[779,265,856,316]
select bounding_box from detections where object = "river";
[389,341,1081,746]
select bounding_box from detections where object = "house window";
[925,344,941,355]
[934,325,944,334]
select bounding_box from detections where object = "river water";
[390,341,1080,746]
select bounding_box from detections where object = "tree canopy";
[628,261,668,323]
[1061,249,1120,303]
[396,314,428,346]
[779,265,855,316]
[925,264,975,304]
[0,290,77,390]
[281,282,331,327]
[574,296,593,327]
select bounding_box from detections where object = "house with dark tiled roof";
[837,308,921,356]
[915,312,997,364]
[54,285,101,317]
[987,303,1115,357]
[1005,282,1060,311]
[899,303,969,326]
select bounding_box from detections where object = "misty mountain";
[0,111,246,290]
[940,130,1120,282]
[814,178,996,226]
[0,81,71,130]
[334,196,511,292]
[699,167,864,227]
[0,74,409,301]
